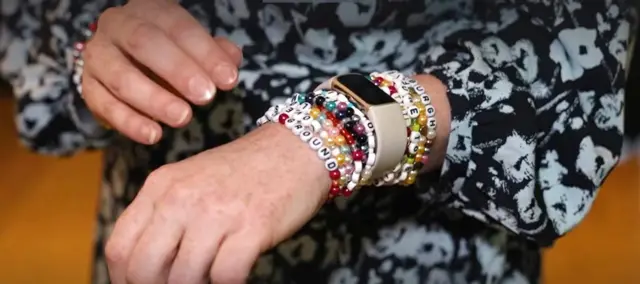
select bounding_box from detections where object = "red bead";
[342,189,352,197]
[406,127,411,136]
[329,170,341,180]
[352,150,364,161]
[388,85,397,94]
[89,22,97,32]
[346,136,355,145]
[278,113,289,124]
[340,128,349,137]
[329,186,341,196]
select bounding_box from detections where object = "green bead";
[326,101,336,111]
[411,123,421,131]
[297,95,306,103]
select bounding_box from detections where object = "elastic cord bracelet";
[72,22,97,95]
[370,71,437,186]
[296,90,377,188]
[257,102,357,198]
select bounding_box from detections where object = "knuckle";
[145,165,174,186]
[97,7,121,27]
[126,21,159,52]
[104,239,126,265]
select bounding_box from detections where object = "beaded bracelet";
[257,101,358,198]
[72,22,97,96]
[295,90,377,188]
[370,71,437,186]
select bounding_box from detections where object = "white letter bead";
[410,131,421,142]
[300,102,312,112]
[384,173,395,182]
[294,111,305,120]
[301,115,313,126]
[325,158,339,171]
[368,135,376,148]
[355,161,363,172]
[311,121,322,132]
[284,107,295,114]
[426,105,435,116]
[352,173,360,182]
[409,143,419,154]
[309,137,323,150]
[347,182,357,190]
[415,85,425,93]
[365,121,374,131]
[257,117,268,125]
[292,124,304,135]
[427,117,437,128]
[366,153,376,166]
[420,95,431,104]
[399,171,408,181]
[300,130,313,142]
[402,164,413,172]
[317,147,332,160]
[285,118,297,128]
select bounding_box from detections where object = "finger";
[104,168,174,284]
[126,191,189,284]
[81,76,161,144]
[98,7,218,104]
[209,232,263,284]
[105,196,156,284]
[84,38,193,128]
[85,38,192,127]
[131,1,240,89]
[214,37,243,67]
[167,218,227,284]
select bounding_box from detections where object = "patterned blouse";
[1,0,634,283]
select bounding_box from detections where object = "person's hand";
[104,123,331,284]
[81,0,242,144]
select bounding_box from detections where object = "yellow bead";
[340,176,348,185]
[336,153,346,165]
[325,137,335,147]
[415,153,423,162]
[418,114,428,126]
[335,135,346,145]
[310,107,320,119]
[405,175,416,185]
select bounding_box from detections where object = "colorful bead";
[329,170,341,180]
[278,113,289,124]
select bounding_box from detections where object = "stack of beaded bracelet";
[71,22,97,95]
[295,89,377,189]
[368,71,437,186]
[257,99,361,198]
[256,71,437,197]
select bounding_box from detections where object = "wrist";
[412,74,451,172]
[242,123,332,198]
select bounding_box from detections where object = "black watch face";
[336,74,396,105]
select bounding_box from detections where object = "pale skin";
[84,1,452,283]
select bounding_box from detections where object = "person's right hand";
[81,0,242,144]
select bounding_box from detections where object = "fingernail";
[214,63,238,85]
[144,126,158,144]
[166,103,189,125]
[189,75,216,103]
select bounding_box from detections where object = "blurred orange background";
[0,95,637,284]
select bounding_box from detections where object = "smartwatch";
[317,74,407,179]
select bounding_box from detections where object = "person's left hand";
[104,123,331,284]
